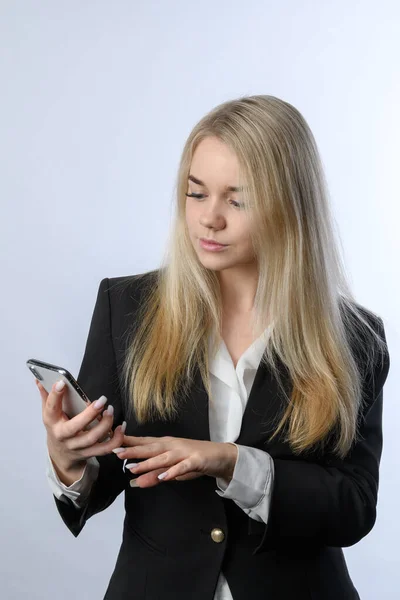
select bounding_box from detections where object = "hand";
[37,378,127,472]
[112,435,238,488]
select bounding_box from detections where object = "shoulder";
[88,270,160,350]
[96,270,160,336]
[105,269,160,303]
[340,298,383,330]
[340,299,387,357]
[341,299,390,400]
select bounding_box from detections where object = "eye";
[185,193,244,209]
[185,193,205,200]
[229,199,244,209]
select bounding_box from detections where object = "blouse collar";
[207,323,273,394]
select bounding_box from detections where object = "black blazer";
[53,272,390,600]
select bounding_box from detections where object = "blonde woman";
[38,95,390,600]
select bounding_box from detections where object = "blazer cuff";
[215,443,274,509]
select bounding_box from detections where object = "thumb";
[36,379,50,413]
[41,379,66,424]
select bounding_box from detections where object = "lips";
[200,238,227,246]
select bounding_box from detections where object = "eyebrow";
[188,174,245,193]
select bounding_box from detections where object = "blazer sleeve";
[52,277,127,537]
[253,316,390,554]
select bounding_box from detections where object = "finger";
[174,472,203,481]
[36,380,49,414]
[124,451,171,475]
[112,441,163,460]
[129,468,169,489]
[65,405,115,449]
[157,458,198,482]
[122,435,163,446]
[58,395,110,439]
[37,380,54,415]
[70,421,127,459]
[42,381,66,425]
[128,468,202,488]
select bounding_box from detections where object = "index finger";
[122,435,159,446]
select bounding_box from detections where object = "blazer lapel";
[172,351,292,450]
[235,353,292,449]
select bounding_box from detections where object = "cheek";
[185,203,198,233]
[185,199,191,223]
[237,231,256,258]
[235,223,252,244]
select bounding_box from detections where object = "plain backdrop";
[1,1,399,598]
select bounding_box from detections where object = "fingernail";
[158,472,168,480]
[121,421,127,433]
[104,404,114,416]
[130,479,140,487]
[55,380,66,392]
[94,396,107,409]
[112,447,126,454]
[125,463,138,469]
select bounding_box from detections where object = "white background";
[1,1,399,598]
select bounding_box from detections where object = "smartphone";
[27,358,112,441]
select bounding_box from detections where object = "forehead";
[188,173,244,193]
[189,138,244,191]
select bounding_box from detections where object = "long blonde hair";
[116,94,387,458]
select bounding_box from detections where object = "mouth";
[199,238,228,248]
[199,238,229,251]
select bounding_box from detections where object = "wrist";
[53,456,87,473]
[221,442,238,483]
[49,450,86,474]
[50,455,87,487]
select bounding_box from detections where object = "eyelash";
[185,192,244,209]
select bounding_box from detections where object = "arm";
[215,444,274,524]
[253,316,390,554]
[52,277,127,537]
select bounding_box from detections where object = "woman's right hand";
[37,378,126,476]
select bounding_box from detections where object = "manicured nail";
[112,447,126,454]
[94,395,107,408]
[130,479,140,487]
[121,421,127,433]
[104,404,114,416]
[125,463,138,469]
[158,472,168,480]
[55,380,66,392]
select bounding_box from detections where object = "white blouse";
[46,325,275,600]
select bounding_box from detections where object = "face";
[185,136,257,272]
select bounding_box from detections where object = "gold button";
[210,528,225,543]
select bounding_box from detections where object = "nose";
[199,201,227,230]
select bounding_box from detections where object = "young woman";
[38,95,390,600]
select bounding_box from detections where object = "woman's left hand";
[112,435,238,488]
